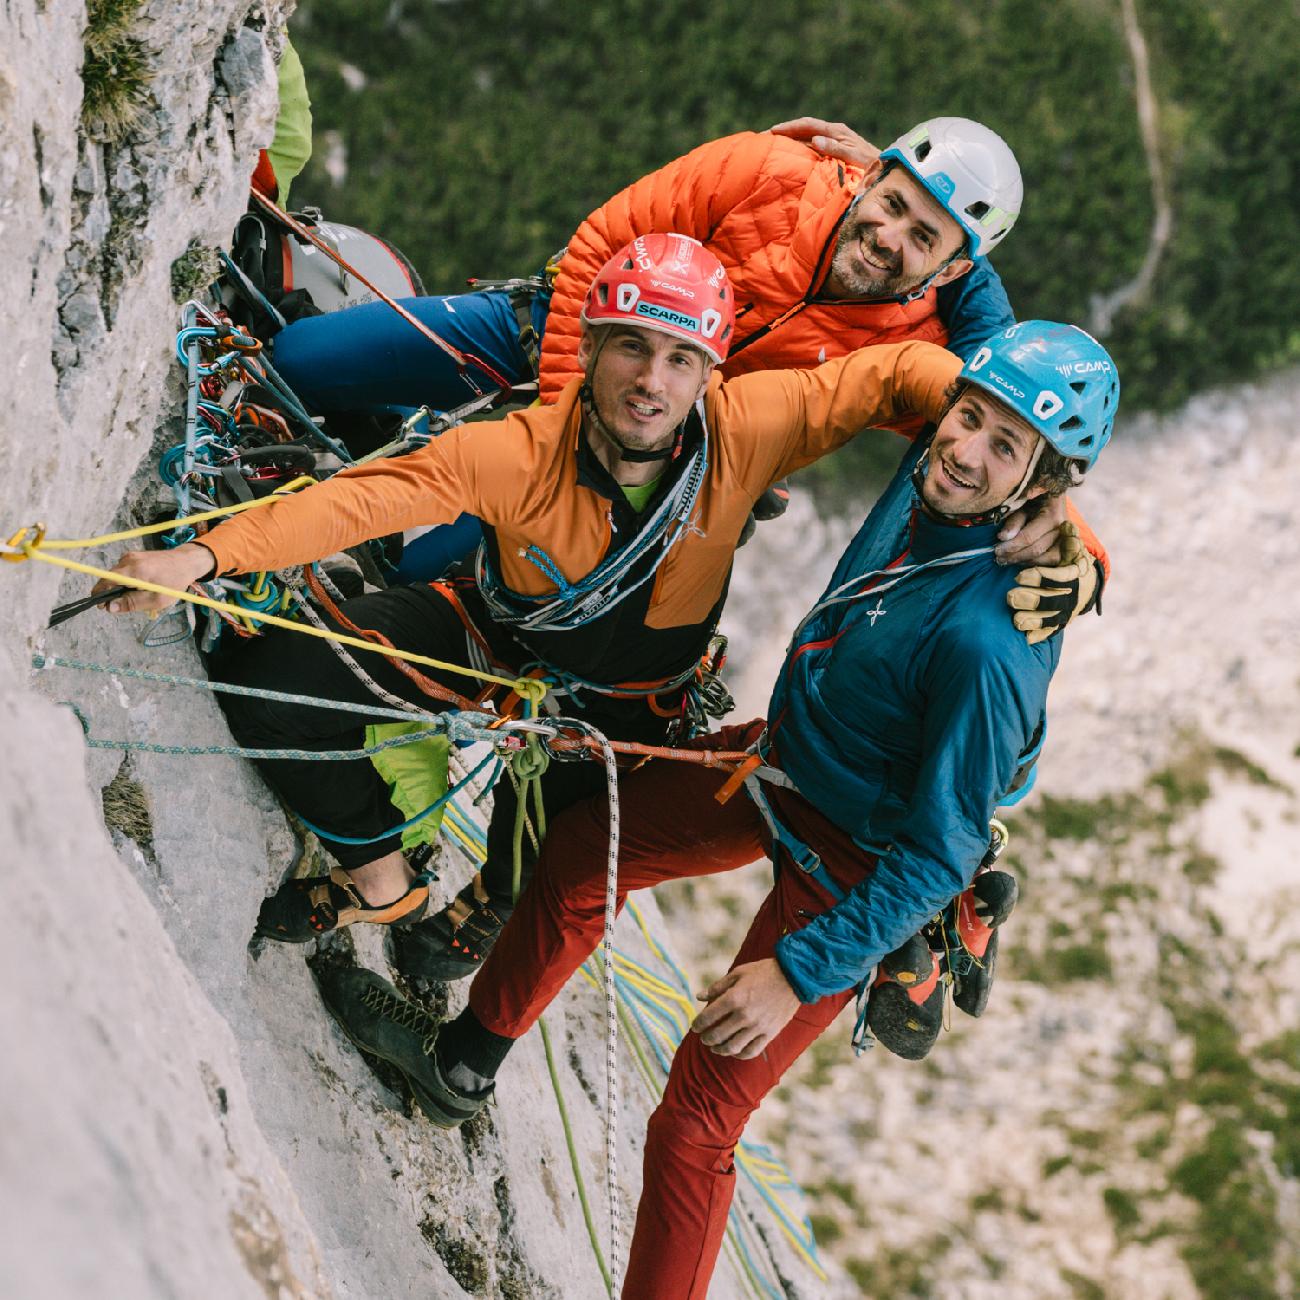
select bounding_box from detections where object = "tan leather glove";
[1006,520,1101,645]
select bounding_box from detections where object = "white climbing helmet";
[878,117,1023,257]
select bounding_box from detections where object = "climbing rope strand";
[15,541,539,697]
[587,721,624,1288]
[3,478,317,553]
[32,655,444,723]
[286,570,433,718]
[69,721,491,765]
[787,547,994,648]
[539,1017,614,1297]
[296,747,499,847]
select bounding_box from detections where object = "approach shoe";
[255,866,431,944]
[865,932,945,1061]
[314,964,492,1128]
[390,873,511,984]
[944,869,1018,1019]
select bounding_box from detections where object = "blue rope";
[296,747,499,846]
[31,655,493,730]
[253,355,353,463]
[723,1206,787,1300]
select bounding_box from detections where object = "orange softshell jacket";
[538,132,950,402]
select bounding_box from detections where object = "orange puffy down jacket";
[538,131,950,402]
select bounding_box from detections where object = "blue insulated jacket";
[769,439,1060,1002]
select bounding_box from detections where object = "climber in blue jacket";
[314,319,1118,1297]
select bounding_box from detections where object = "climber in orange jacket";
[270,115,1023,584]
[538,118,1019,400]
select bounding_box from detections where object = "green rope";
[540,1016,614,1298]
[509,740,614,1296]
[509,735,549,901]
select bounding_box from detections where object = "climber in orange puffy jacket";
[539,124,1014,401]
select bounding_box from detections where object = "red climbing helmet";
[581,233,734,364]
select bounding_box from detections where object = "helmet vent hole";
[1059,415,1084,432]
[966,200,990,220]
[1069,381,1087,395]
[597,284,609,306]
[620,258,634,271]
[1079,433,1095,446]
[915,141,932,162]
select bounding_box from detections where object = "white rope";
[551,717,624,1288]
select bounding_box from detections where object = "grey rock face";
[0,5,816,1297]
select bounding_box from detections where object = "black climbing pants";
[209,583,675,905]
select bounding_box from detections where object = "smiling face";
[922,386,1047,517]
[578,324,712,456]
[824,163,971,300]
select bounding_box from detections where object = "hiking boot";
[945,869,1018,1019]
[865,933,944,1061]
[255,866,431,944]
[314,964,492,1128]
[390,873,511,985]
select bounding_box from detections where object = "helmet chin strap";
[846,167,968,305]
[578,382,680,462]
[911,441,1045,526]
[579,330,682,464]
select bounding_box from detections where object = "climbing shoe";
[390,873,511,984]
[865,932,944,1061]
[314,965,492,1128]
[255,866,432,944]
[946,869,1019,1019]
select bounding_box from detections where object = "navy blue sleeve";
[774,628,1053,1002]
[934,258,1015,362]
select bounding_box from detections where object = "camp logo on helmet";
[635,301,701,332]
[700,309,722,339]
[651,279,697,299]
[1056,359,1112,377]
[631,234,654,270]
[986,368,1025,400]
[617,283,641,311]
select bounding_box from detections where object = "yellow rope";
[4,478,318,551]
[5,503,546,702]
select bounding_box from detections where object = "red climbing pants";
[468,721,875,1299]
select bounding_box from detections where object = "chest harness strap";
[474,400,710,634]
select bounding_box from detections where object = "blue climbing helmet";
[960,320,1120,473]
[879,117,1023,258]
